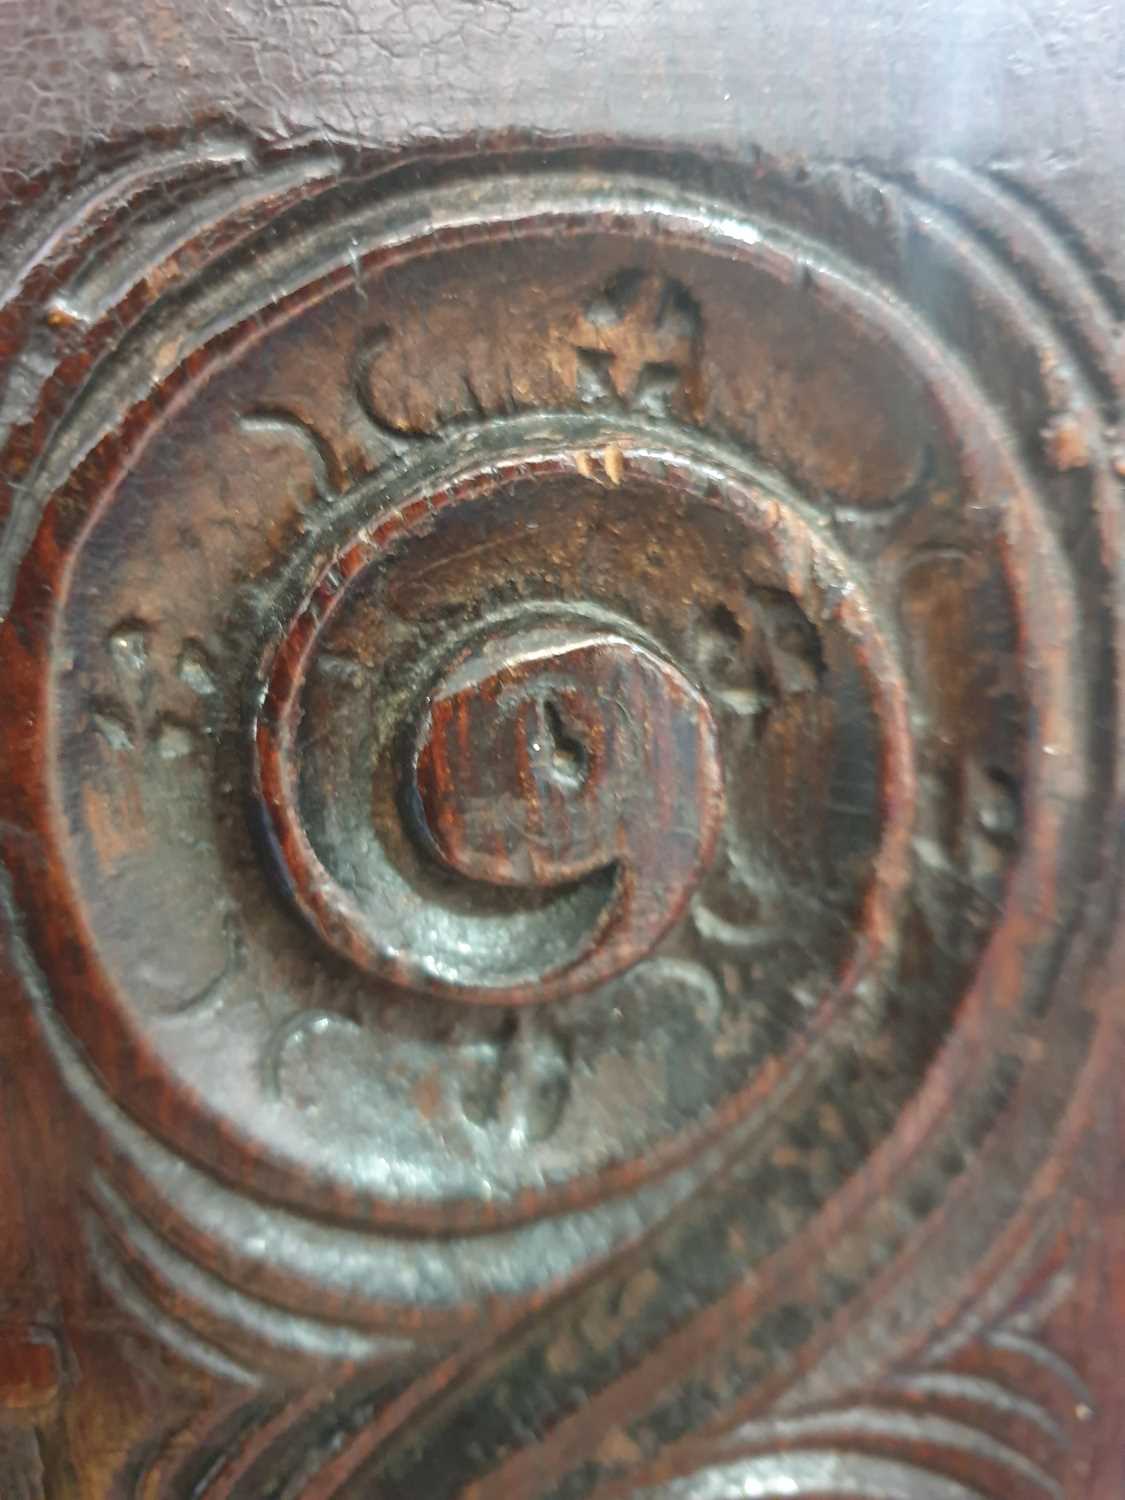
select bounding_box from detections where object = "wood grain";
[0,6,1122,1493]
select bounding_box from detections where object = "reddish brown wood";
[0,5,1123,1498]
[410,626,724,1000]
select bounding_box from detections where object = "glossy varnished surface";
[0,5,1123,1498]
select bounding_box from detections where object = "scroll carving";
[0,134,1120,1498]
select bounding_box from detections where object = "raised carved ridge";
[0,137,1120,1498]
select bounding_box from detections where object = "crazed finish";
[0,6,1123,1499]
[0,1,1123,173]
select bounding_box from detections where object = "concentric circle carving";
[0,142,1119,1496]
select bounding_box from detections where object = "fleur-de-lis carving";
[456,1015,572,1147]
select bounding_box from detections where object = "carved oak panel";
[0,32,1122,1500]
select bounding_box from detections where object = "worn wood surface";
[0,3,1123,1496]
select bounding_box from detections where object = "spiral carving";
[0,136,1120,1500]
[409,627,723,998]
[256,564,724,1002]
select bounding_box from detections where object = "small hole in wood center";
[543,698,587,789]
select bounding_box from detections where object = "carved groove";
[0,139,1118,1500]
